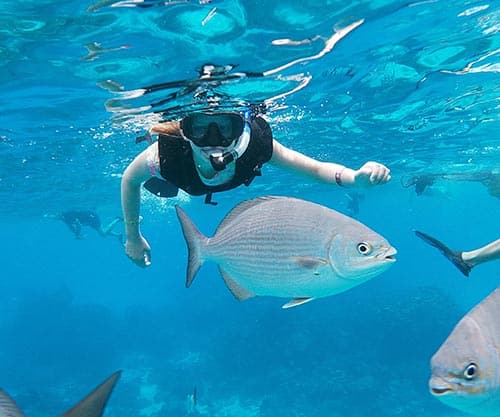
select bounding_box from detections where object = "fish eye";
[356,242,372,255]
[464,362,478,379]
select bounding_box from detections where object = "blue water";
[1,0,499,416]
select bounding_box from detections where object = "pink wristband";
[335,168,345,186]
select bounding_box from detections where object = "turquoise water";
[1,0,499,416]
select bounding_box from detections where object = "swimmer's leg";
[415,231,472,276]
[100,217,124,243]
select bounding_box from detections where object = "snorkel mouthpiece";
[209,109,251,171]
[210,152,235,171]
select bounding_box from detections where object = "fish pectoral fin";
[219,267,255,301]
[282,297,314,309]
[291,256,329,271]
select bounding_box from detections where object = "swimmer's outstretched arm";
[269,140,391,187]
[121,146,153,267]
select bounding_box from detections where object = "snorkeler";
[46,210,123,242]
[415,231,500,277]
[401,174,436,195]
[402,170,500,198]
[121,109,392,267]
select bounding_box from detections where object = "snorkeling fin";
[415,231,472,277]
[143,177,179,198]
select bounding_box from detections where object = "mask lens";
[181,112,244,147]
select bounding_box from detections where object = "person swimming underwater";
[46,210,123,243]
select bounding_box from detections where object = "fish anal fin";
[282,297,314,309]
[291,256,329,271]
[58,371,121,417]
[219,267,255,301]
[0,389,25,417]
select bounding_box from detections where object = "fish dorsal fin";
[282,298,314,309]
[58,371,121,417]
[216,196,282,233]
[0,389,25,417]
[219,267,255,301]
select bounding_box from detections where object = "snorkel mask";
[180,110,251,171]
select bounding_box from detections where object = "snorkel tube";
[210,109,251,171]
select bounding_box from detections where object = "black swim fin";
[415,231,472,277]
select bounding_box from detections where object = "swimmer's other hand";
[125,237,152,268]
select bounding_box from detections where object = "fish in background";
[176,196,397,309]
[429,287,500,416]
[185,386,198,414]
[0,371,120,417]
[345,191,365,217]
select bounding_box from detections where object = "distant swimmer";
[0,371,121,417]
[402,170,500,198]
[429,287,500,416]
[415,230,500,277]
[45,210,123,242]
[401,174,436,195]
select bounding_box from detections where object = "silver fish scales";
[176,196,397,309]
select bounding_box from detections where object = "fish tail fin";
[175,205,209,287]
[58,371,121,417]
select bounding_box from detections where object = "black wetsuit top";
[146,116,274,200]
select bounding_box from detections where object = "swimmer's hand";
[125,236,152,268]
[353,161,391,187]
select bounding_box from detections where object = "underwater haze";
[1,0,499,416]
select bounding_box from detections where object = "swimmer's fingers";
[143,250,152,267]
[128,250,152,268]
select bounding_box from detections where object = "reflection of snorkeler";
[271,35,324,46]
[102,62,264,115]
[87,0,193,12]
[45,210,123,242]
[102,19,364,115]
[402,171,500,198]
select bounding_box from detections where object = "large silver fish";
[429,286,500,416]
[176,196,397,308]
[0,370,120,417]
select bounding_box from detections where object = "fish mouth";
[429,377,454,396]
[377,247,397,262]
[430,387,453,396]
